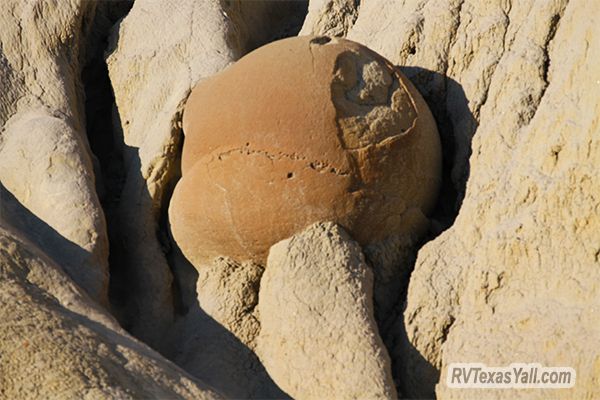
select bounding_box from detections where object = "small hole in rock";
[407,45,416,55]
[310,36,331,45]
[287,172,294,179]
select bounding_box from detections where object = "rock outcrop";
[195,258,263,348]
[0,223,222,399]
[0,0,109,305]
[257,222,396,399]
[170,35,441,265]
[345,1,600,398]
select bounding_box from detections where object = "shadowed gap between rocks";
[400,66,477,233]
[165,244,291,398]
[364,67,475,399]
[81,0,133,321]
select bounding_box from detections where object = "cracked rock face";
[169,35,441,264]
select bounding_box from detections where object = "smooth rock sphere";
[169,36,442,264]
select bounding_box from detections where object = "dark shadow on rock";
[0,183,96,286]
[400,66,477,237]
[365,238,439,399]
[230,0,309,51]
[166,240,290,399]
[82,0,133,201]
[167,232,199,317]
[82,0,134,326]
[104,143,177,348]
[168,308,292,399]
[373,68,476,399]
[379,299,440,400]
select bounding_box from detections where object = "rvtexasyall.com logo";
[446,363,576,389]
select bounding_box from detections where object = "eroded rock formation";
[346,1,600,398]
[0,224,222,399]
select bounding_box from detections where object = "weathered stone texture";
[257,222,397,399]
[299,0,360,37]
[0,224,222,399]
[0,0,109,304]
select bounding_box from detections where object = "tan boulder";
[256,222,397,399]
[170,35,441,265]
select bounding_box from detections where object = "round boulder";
[169,35,442,264]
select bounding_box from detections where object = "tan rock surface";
[299,0,360,37]
[257,222,396,399]
[346,0,600,398]
[195,258,263,348]
[0,223,222,399]
[0,0,109,304]
[170,35,441,265]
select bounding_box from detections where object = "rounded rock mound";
[169,35,442,265]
